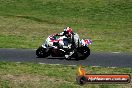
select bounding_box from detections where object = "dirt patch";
[1,74,70,84]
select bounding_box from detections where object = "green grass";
[0,61,131,88]
[0,1,132,88]
[0,0,131,52]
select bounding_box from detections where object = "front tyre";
[82,46,90,58]
[36,46,49,58]
[77,46,90,60]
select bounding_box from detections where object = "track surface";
[0,48,132,67]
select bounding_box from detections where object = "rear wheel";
[36,46,49,58]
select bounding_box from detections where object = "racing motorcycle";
[36,33,92,60]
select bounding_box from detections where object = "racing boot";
[65,49,74,59]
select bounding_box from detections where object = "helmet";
[63,27,73,37]
[64,27,73,33]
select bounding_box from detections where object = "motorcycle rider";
[56,27,74,45]
[56,27,77,59]
[56,27,73,38]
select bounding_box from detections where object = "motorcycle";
[36,33,92,60]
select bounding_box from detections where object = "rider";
[57,27,73,37]
[56,27,74,44]
[56,27,76,58]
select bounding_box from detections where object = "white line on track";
[15,62,119,68]
[112,52,120,53]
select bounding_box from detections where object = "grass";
[0,0,132,87]
[0,61,131,88]
[0,0,131,52]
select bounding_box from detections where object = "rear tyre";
[36,46,49,58]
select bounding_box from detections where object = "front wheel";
[36,46,49,58]
[76,46,90,60]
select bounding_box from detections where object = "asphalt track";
[0,48,132,68]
